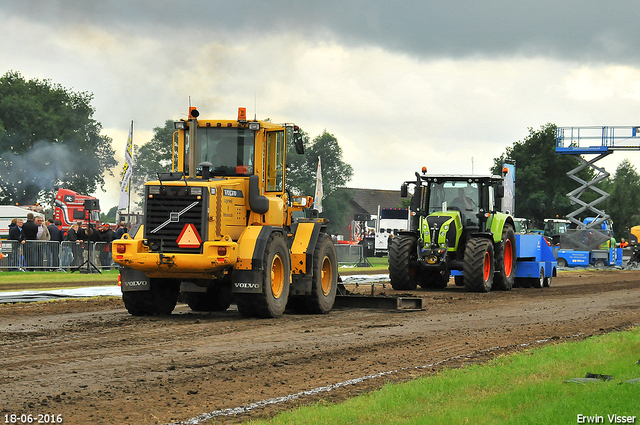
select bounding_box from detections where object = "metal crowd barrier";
[335,244,365,265]
[0,240,116,272]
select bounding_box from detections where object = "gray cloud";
[8,0,640,64]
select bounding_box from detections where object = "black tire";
[557,257,568,268]
[463,238,495,292]
[420,270,450,289]
[122,278,179,316]
[388,235,419,290]
[184,284,233,312]
[236,232,291,318]
[301,233,338,314]
[531,267,544,289]
[454,275,464,286]
[593,259,606,269]
[543,276,552,287]
[493,224,516,291]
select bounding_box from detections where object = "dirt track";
[1,270,639,425]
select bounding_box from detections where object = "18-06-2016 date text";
[4,414,63,424]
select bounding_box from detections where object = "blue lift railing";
[555,126,640,230]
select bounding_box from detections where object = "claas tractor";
[389,168,516,292]
[112,107,338,318]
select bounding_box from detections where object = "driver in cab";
[451,188,474,211]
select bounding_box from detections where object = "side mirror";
[400,184,408,198]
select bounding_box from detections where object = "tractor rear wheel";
[389,235,419,290]
[420,270,450,288]
[463,237,495,292]
[301,233,338,314]
[122,278,179,316]
[493,224,516,291]
[236,232,291,318]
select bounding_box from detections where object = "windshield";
[428,181,479,224]
[191,127,255,176]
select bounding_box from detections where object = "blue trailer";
[513,234,557,288]
[555,247,623,268]
[451,234,557,288]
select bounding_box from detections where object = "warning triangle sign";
[177,223,202,248]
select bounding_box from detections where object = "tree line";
[3,71,639,237]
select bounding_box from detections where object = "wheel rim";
[540,269,544,286]
[270,254,284,299]
[321,255,332,296]
[504,239,513,277]
[483,251,491,281]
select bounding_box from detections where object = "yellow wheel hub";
[271,254,284,299]
[321,255,332,296]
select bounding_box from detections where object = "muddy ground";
[1,270,639,425]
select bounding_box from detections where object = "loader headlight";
[248,122,260,131]
[174,121,188,130]
[149,186,161,195]
[190,187,203,195]
[426,255,438,264]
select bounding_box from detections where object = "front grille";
[145,193,206,253]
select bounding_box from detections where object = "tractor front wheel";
[389,235,419,290]
[463,237,495,292]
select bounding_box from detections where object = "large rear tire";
[493,224,516,291]
[236,232,291,318]
[301,233,338,314]
[389,235,419,290]
[463,238,495,292]
[184,284,233,312]
[122,278,180,316]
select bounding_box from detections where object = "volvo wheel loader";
[389,167,516,292]
[112,107,338,318]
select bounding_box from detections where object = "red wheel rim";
[504,239,513,277]
[483,251,491,281]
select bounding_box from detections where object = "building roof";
[339,188,404,216]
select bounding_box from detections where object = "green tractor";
[389,169,516,292]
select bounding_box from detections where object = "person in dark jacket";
[47,218,63,270]
[8,218,25,270]
[114,222,127,239]
[22,213,38,271]
[98,224,116,270]
[65,223,84,267]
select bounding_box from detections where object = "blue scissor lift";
[556,126,640,230]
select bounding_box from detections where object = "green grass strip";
[0,269,119,285]
[249,328,640,425]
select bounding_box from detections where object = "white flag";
[314,156,323,213]
[118,121,134,211]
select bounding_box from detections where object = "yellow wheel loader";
[113,107,338,318]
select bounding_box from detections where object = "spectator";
[98,223,116,270]
[65,223,84,267]
[114,222,127,239]
[35,216,50,270]
[22,213,38,271]
[7,218,26,271]
[619,238,629,248]
[47,218,63,270]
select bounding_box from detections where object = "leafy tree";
[600,159,640,236]
[287,130,354,234]
[131,120,177,202]
[101,206,118,223]
[0,71,116,204]
[492,123,595,226]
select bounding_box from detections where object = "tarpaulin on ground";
[0,286,121,304]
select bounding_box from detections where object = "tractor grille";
[144,191,206,254]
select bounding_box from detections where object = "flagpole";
[127,121,133,218]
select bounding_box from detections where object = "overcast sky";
[2,1,640,213]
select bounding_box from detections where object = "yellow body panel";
[290,222,316,274]
[235,226,264,270]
